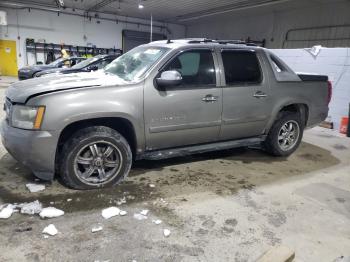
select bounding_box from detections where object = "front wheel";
[60,126,132,190]
[263,112,304,157]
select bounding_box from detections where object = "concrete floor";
[0,77,350,262]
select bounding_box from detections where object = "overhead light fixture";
[138,3,144,9]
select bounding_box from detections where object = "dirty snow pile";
[0,201,43,219]
[20,200,43,215]
[26,183,46,193]
[0,201,64,220]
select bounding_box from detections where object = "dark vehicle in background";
[18,57,86,80]
[35,54,118,77]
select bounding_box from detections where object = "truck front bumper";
[0,120,59,181]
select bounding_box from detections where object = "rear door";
[144,48,222,150]
[218,49,272,140]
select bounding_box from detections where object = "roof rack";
[184,38,265,47]
[187,38,216,44]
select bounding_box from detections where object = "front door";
[0,40,18,76]
[218,49,272,140]
[144,49,222,150]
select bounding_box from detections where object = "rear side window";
[164,50,216,86]
[221,50,262,85]
[270,55,286,73]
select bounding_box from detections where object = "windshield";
[72,57,99,69]
[49,58,65,66]
[104,46,169,82]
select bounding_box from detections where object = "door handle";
[202,94,218,102]
[253,91,267,98]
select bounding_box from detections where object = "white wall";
[186,1,350,48]
[0,7,185,68]
[271,48,350,131]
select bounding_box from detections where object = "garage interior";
[0,0,350,261]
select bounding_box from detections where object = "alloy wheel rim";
[74,141,123,185]
[277,120,300,151]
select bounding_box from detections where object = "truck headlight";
[11,105,45,130]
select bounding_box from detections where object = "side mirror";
[156,70,182,89]
[88,65,99,71]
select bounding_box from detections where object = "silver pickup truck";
[1,39,332,189]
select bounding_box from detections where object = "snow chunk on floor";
[0,205,15,219]
[26,183,45,193]
[163,229,171,237]
[140,210,149,216]
[92,224,103,233]
[42,224,58,236]
[152,219,162,225]
[102,207,120,219]
[20,200,42,215]
[39,207,64,218]
[116,197,126,206]
[119,210,127,216]
[133,213,147,220]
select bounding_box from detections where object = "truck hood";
[6,71,129,103]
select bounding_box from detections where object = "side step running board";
[140,137,265,160]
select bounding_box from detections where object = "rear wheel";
[60,126,132,189]
[263,112,304,157]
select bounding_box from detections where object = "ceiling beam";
[168,0,289,22]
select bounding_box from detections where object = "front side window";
[164,50,216,86]
[222,50,262,85]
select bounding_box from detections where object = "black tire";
[263,112,304,157]
[60,126,132,190]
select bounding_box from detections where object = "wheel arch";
[265,103,309,134]
[55,117,138,173]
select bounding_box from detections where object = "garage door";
[122,30,166,53]
[283,25,350,48]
